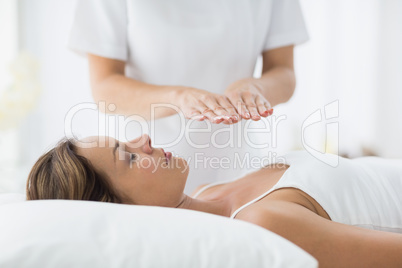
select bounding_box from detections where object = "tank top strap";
[229,165,294,219]
[229,151,305,219]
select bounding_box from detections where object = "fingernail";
[245,112,251,119]
[216,116,226,122]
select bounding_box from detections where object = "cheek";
[133,157,174,184]
[111,174,135,198]
[136,157,159,174]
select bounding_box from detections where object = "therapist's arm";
[224,45,295,120]
[88,54,239,123]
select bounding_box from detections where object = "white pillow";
[0,199,318,268]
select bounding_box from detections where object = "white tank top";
[192,151,402,233]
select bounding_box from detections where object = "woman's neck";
[175,194,233,218]
[174,164,290,217]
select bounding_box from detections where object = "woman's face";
[76,135,189,207]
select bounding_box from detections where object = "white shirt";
[194,151,402,233]
[69,0,309,194]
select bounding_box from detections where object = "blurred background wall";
[1,0,401,193]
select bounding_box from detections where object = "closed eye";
[129,153,138,167]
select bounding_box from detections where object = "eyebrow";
[113,141,119,164]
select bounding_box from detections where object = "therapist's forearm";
[89,54,242,123]
[92,74,184,120]
[254,66,296,107]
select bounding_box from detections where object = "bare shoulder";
[235,206,268,225]
[234,199,313,230]
[237,199,402,267]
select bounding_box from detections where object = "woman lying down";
[26,134,402,267]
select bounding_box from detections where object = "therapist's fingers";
[188,111,207,121]
[217,96,239,124]
[203,96,236,124]
[242,93,260,121]
[235,100,251,120]
[200,106,223,124]
[255,95,273,117]
[225,92,250,120]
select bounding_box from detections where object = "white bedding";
[0,194,317,268]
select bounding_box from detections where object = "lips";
[161,148,172,163]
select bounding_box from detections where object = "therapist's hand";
[224,78,273,121]
[176,87,240,124]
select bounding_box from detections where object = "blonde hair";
[26,138,122,203]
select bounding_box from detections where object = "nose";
[128,134,153,154]
[142,134,152,153]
